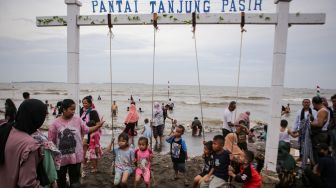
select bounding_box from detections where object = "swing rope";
[150,13,159,187]
[107,13,116,173]
[228,12,246,188]
[234,12,246,120]
[192,12,205,141]
[151,13,158,151]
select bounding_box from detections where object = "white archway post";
[65,0,81,113]
[264,0,290,172]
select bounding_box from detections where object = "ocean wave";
[33,91,67,95]
[220,96,269,100]
[182,101,266,107]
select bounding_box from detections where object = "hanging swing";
[150,13,159,150]
[234,12,247,120]
[191,12,206,142]
[107,13,116,173]
[228,12,247,188]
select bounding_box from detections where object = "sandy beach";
[81,150,243,188]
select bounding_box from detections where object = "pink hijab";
[124,104,139,124]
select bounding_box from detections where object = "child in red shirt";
[228,150,261,188]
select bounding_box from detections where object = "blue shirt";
[166,136,187,163]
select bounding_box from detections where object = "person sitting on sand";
[191,117,203,136]
[166,125,189,186]
[200,135,230,188]
[134,137,153,188]
[108,133,135,188]
[228,150,262,188]
[193,141,214,188]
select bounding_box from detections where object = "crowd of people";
[0,91,336,188]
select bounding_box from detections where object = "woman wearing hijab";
[152,102,164,147]
[80,96,100,166]
[0,98,17,123]
[0,99,49,187]
[224,132,244,162]
[123,103,139,145]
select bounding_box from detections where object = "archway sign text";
[91,0,263,14]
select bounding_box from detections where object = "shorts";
[173,162,186,173]
[135,167,151,184]
[123,123,136,136]
[153,124,164,137]
[199,175,227,188]
[114,168,133,185]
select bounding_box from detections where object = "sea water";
[1,82,335,155]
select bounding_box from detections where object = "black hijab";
[14,99,47,134]
[0,99,46,165]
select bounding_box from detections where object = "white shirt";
[292,109,317,131]
[279,128,290,143]
[223,108,235,131]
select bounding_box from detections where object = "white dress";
[143,123,152,138]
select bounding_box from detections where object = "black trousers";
[222,129,231,140]
[57,163,81,188]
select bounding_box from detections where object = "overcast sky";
[0,0,335,89]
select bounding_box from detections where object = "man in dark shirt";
[304,143,336,188]
[200,135,230,188]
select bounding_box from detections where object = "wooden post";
[65,0,81,113]
[264,0,291,172]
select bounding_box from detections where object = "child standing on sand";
[87,128,102,173]
[193,141,214,188]
[48,99,104,187]
[142,118,152,141]
[169,119,177,135]
[107,133,135,187]
[134,137,153,188]
[166,125,189,186]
